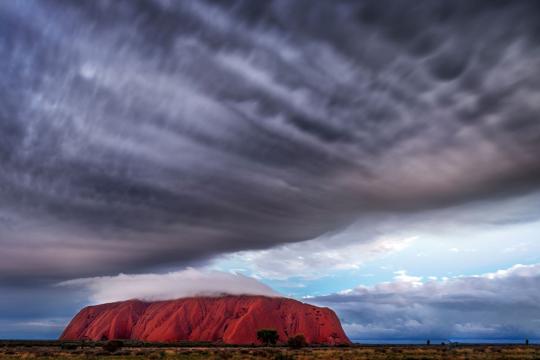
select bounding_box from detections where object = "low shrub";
[257,329,279,346]
[273,352,295,360]
[287,334,308,349]
[60,342,79,350]
[102,340,123,353]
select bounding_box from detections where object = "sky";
[1,0,540,341]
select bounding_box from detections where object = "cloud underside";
[1,0,540,280]
[312,264,540,340]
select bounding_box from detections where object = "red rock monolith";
[60,295,350,345]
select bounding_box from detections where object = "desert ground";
[1,341,539,359]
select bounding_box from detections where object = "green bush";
[287,334,308,349]
[257,329,279,346]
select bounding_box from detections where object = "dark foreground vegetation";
[1,340,539,359]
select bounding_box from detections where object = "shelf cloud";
[1,0,540,284]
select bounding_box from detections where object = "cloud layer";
[312,264,540,340]
[59,268,278,304]
[1,0,540,283]
[213,191,540,281]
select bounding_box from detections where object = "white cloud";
[392,270,423,286]
[311,264,540,340]
[214,231,415,280]
[59,268,279,304]
[212,191,540,283]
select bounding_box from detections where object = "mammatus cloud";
[59,268,279,304]
[312,264,540,340]
[1,0,540,283]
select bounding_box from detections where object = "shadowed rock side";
[60,295,350,345]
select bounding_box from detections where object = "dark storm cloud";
[311,264,540,340]
[1,0,540,281]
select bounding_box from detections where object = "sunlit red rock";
[60,295,350,345]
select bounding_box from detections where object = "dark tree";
[256,329,279,346]
[102,340,123,353]
[60,342,79,350]
[287,334,308,349]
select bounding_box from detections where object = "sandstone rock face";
[60,295,350,345]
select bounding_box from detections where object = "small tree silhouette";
[102,340,123,353]
[256,329,279,346]
[287,334,308,349]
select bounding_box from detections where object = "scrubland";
[1,341,539,359]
